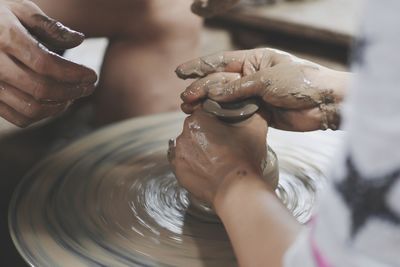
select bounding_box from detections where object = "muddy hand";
[191,0,239,17]
[0,0,97,127]
[169,109,267,205]
[176,48,349,131]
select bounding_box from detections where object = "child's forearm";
[214,172,302,267]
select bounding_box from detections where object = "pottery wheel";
[9,112,343,267]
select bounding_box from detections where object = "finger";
[4,22,97,84]
[0,82,68,120]
[7,0,84,49]
[268,108,321,132]
[242,48,274,76]
[0,101,32,127]
[176,50,249,79]
[208,71,266,102]
[265,104,339,132]
[181,72,241,104]
[0,53,95,101]
[181,102,201,114]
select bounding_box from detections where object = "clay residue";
[202,99,259,123]
[319,103,341,130]
[9,113,340,267]
[191,0,239,17]
[30,14,84,49]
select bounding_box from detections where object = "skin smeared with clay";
[191,0,239,17]
[172,103,279,212]
[0,0,97,127]
[176,48,350,131]
[170,110,270,205]
[30,14,85,49]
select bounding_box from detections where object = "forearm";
[214,171,302,267]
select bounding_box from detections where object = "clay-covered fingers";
[0,53,95,102]
[176,49,277,80]
[5,0,84,49]
[181,102,201,114]
[206,70,268,103]
[180,72,241,113]
[176,50,248,79]
[0,101,32,127]
[263,103,340,131]
[0,1,97,93]
[207,65,330,110]
[0,82,68,122]
[4,22,96,85]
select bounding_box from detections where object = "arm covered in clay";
[176,48,351,131]
[169,110,302,267]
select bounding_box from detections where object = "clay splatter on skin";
[176,48,344,131]
[319,103,340,130]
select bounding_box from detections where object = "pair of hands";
[0,0,236,127]
[170,48,347,207]
[0,0,97,127]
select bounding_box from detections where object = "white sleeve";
[284,0,400,266]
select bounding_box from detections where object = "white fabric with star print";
[284,1,400,266]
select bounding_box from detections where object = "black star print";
[335,157,400,238]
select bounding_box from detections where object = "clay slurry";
[203,98,260,123]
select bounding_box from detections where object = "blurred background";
[0,0,363,265]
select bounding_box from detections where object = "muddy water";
[9,112,343,266]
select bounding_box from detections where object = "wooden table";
[222,0,364,46]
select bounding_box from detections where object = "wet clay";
[191,0,239,17]
[9,112,342,267]
[202,99,259,123]
[30,14,84,49]
[177,48,342,130]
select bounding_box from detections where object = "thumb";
[9,1,84,49]
[208,71,266,102]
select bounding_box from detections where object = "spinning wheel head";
[9,112,338,266]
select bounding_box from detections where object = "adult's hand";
[176,48,350,131]
[169,109,268,206]
[191,0,239,18]
[0,0,97,127]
